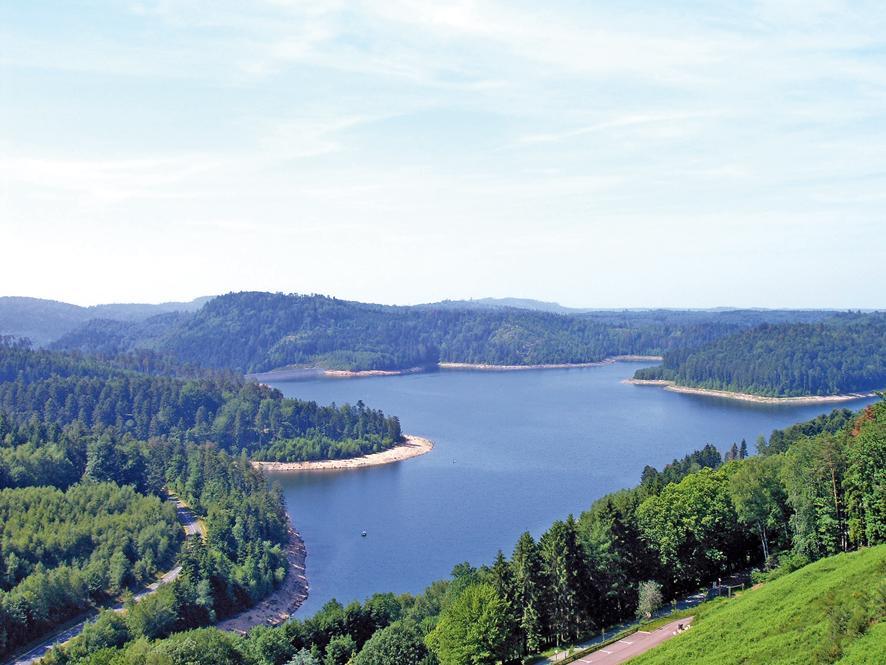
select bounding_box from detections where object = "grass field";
[629,544,886,664]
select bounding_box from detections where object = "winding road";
[7,498,202,665]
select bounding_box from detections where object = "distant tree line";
[634,314,886,396]
[43,400,886,664]
[51,292,791,373]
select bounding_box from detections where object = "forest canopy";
[633,314,886,396]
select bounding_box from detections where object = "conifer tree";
[511,532,546,654]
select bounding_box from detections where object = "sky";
[2,1,885,309]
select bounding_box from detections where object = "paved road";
[573,617,694,664]
[8,499,200,665]
[547,588,708,663]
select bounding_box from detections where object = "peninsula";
[252,434,434,471]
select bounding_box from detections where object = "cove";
[266,362,877,616]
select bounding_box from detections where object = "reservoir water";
[267,362,876,616]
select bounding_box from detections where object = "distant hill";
[420,297,596,314]
[48,291,859,378]
[0,296,212,346]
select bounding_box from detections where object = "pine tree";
[540,517,591,645]
[489,550,522,660]
[511,532,546,654]
[725,442,738,462]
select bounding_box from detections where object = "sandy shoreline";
[252,434,434,472]
[216,525,309,633]
[251,356,662,381]
[439,355,663,372]
[625,379,879,405]
[322,367,427,378]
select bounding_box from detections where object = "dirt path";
[570,617,694,664]
[214,526,309,634]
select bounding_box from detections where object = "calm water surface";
[268,363,875,615]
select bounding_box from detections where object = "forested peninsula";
[632,314,886,397]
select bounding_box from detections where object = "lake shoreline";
[625,379,879,405]
[251,356,663,382]
[252,434,434,472]
[439,355,662,372]
[215,523,309,633]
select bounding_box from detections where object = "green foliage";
[758,408,855,456]
[0,341,401,465]
[637,469,748,591]
[728,455,790,560]
[634,314,886,396]
[426,583,511,665]
[636,581,663,620]
[0,482,179,654]
[844,403,886,547]
[352,620,430,665]
[511,532,546,654]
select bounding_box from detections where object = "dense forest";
[0,339,403,658]
[49,292,843,374]
[41,400,886,664]
[0,415,293,658]
[0,339,401,463]
[633,314,886,396]
[0,482,180,651]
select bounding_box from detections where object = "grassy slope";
[630,544,886,665]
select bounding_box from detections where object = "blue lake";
[267,363,876,616]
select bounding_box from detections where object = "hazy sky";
[2,1,885,308]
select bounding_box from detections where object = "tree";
[352,621,429,665]
[729,455,789,561]
[725,443,739,462]
[540,517,592,645]
[126,587,178,639]
[488,550,521,660]
[426,583,511,665]
[844,403,886,547]
[511,532,546,655]
[782,435,848,559]
[635,581,662,620]
[323,633,356,665]
[637,468,742,591]
[287,649,320,665]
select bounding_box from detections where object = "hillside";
[633,314,886,396]
[0,296,211,346]
[50,292,846,375]
[630,544,886,664]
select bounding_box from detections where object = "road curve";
[8,499,200,665]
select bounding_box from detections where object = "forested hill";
[633,313,886,396]
[0,339,402,463]
[0,296,211,346]
[51,291,841,374]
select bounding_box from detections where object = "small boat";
[361,530,367,537]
